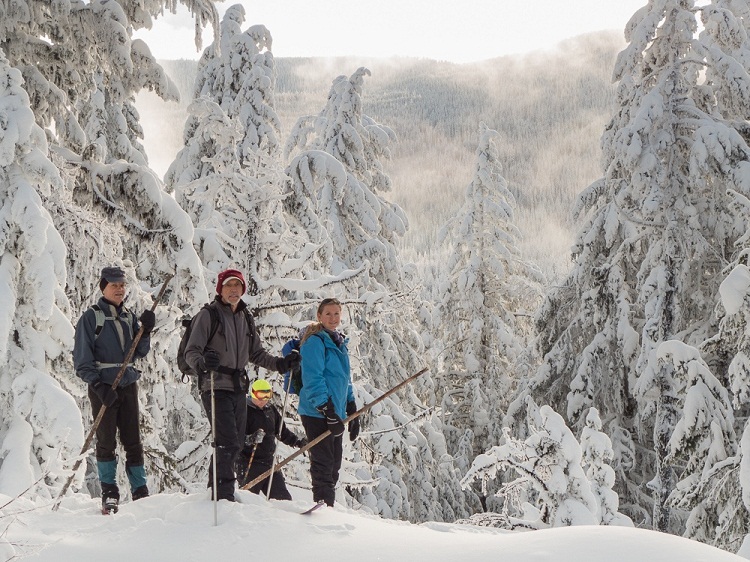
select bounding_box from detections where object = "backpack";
[176,304,221,383]
[281,333,324,395]
[90,304,134,340]
[281,338,302,394]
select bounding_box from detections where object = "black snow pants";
[301,414,342,506]
[201,389,246,501]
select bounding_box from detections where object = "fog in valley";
[136,30,624,283]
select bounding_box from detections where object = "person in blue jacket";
[298,298,359,507]
[73,266,156,514]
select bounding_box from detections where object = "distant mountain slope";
[137,31,623,277]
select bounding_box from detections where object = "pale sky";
[135,0,649,63]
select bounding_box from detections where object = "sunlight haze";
[135,0,649,62]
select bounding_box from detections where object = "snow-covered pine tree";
[462,398,598,528]
[509,0,750,529]
[284,67,477,522]
[651,340,736,541]
[165,6,328,324]
[284,67,406,290]
[0,51,83,498]
[1,0,222,496]
[580,408,633,526]
[676,263,750,549]
[435,122,542,456]
[190,5,281,163]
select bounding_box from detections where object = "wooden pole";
[241,367,429,491]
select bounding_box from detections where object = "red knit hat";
[216,269,246,294]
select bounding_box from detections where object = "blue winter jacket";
[297,330,354,420]
[73,297,150,387]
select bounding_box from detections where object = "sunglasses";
[253,390,272,399]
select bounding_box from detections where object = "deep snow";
[2,484,746,562]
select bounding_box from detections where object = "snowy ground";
[1,484,746,562]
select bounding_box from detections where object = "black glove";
[348,417,360,441]
[202,349,220,372]
[139,310,156,335]
[317,398,344,437]
[346,401,360,441]
[277,350,301,373]
[296,436,308,448]
[346,400,357,416]
[92,382,118,407]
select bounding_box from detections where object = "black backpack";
[177,304,219,383]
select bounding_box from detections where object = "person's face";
[102,282,126,306]
[317,304,342,331]
[220,279,244,308]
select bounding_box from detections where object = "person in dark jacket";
[73,266,156,514]
[236,379,307,499]
[298,298,359,507]
[184,268,300,502]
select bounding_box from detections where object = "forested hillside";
[12,1,750,554]
[138,30,623,279]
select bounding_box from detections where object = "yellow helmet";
[251,379,272,393]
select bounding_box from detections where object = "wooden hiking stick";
[52,274,173,511]
[241,367,429,491]
[242,443,260,484]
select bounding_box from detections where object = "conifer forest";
[5,0,750,555]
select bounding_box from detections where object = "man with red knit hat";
[184,268,300,502]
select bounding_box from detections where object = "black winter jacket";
[241,398,304,467]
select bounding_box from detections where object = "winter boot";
[132,485,149,501]
[101,482,120,514]
[98,460,119,514]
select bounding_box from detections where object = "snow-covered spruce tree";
[462,398,598,529]
[1,0,221,496]
[650,340,736,543]
[284,67,406,291]
[435,122,542,457]
[508,0,750,529]
[284,68,477,522]
[165,6,313,288]
[675,264,750,550]
[0,51,83,498]
[738,423,750,556]
[165,10,375,489]
[190,5,281,163]
[580,408,633,526]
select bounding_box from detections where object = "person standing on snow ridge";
[184,268,301,502]
[297,298,359,507]
[236,379,307,499]
[73,266,157,514]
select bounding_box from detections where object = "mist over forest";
[136,30,624,282]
